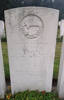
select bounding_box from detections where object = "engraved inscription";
[21,15,44,39]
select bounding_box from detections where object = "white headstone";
[59,21,61,26]
[59,20,64,37]
[5,7,59,94]
[57,20,64,98]
[0,21,6,98]
[0,21,5,38]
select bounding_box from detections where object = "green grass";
[6,90,59,100]
[1,40,62,80]
[53,42,62,79]
[1,42,9,80]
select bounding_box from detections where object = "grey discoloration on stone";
[5,7,59,94]
[0,21,6,98]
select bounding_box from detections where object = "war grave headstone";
[0,21,6,98]
[5,7,59,94]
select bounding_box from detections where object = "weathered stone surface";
[5,7,59,94]
[0,21,6,98]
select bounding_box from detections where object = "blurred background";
[0,0,64,20]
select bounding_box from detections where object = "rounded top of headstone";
[0,21,5,39]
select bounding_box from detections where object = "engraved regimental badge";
[21,14,44,39]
